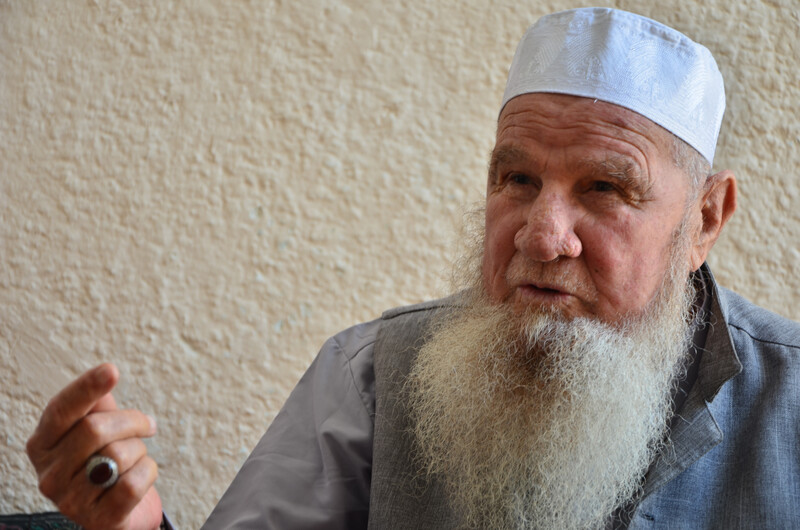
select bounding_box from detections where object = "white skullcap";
[501,8,725,165]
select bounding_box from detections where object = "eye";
[589,180,617,193]
[508,173,534,186]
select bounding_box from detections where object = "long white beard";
[408,232,694,529]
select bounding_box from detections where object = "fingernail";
[93,364,112,385]
[147,414,157,434]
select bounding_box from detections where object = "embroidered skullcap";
[501,8,725,164]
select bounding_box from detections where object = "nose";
[514,193,582,262]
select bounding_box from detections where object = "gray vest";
[368,297,462,529]
[365,272,759,529]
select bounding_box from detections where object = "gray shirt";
[203,319,378,528]
[202,267,800,528]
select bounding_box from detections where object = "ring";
[86,455,119,488]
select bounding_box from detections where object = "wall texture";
[1,1,798,527]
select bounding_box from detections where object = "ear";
[689,169,737,271]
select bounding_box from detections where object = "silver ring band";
[86,455,119,488]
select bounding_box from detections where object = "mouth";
[530,283,564,294]
[526,281,568,294]
[515,282,572,303]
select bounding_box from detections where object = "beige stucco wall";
[1,0,798,527]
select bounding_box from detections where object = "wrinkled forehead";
[496,93,676,167]
[502,8,725,166]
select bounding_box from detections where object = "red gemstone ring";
[86,455,119,488]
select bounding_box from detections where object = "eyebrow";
[488,145,535,184]
[579,156,654,199]
[489,144,653,199]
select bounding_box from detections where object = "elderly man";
[26,7,800,530]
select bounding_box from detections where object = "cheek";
[482,199,521,295]
[580,217,675,313]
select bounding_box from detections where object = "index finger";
[29,363,120,451]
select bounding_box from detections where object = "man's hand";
[26,363,163,530]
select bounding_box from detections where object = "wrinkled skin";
[483,93,736,323]
[26,364,162,530]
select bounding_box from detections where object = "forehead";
[495,93,675,173]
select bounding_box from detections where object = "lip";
[515,282,573,304]
[528,281,569,294]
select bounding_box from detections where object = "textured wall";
[1,0,798,527]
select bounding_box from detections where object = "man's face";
[483,93,694,323]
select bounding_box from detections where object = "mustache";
[504,255,593,299]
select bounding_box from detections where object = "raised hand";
[26,363,163,530]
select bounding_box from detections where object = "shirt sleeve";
[200,319,379,529]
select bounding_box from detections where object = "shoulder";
[322,293,463,358]
[321,294,463,367]
[380,292,465,321]
[717,286,800,352]
[326,317,383,362]
[375,293,465,350]
[367,293,465,377]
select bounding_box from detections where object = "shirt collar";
[693,263,743,402]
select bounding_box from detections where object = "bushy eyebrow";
[579,156,654,199]
[488,145,654,201]
[488,145,534,184]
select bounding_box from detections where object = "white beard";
[408,227,695,529]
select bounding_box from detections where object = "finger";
[29,363,120,452]
[64,410,156,477]
[93,456,159,528]
[43,438,148,507]
[57,455,158,530]
[90,391,118,414]
[35,410,156,499]
[86,439,153,503]
[94,438,149,486]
